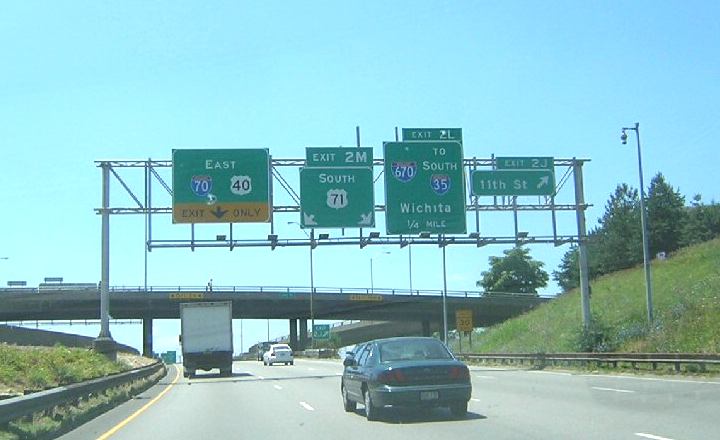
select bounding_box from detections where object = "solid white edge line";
[300,401,315,411]
[273,385,283,390]
[583,374,720,385]
[635,433,675,440]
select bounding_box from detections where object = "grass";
[0,345,160,440]
[451,238,720,354]
[0,344,125,395]
[0,367,164,440]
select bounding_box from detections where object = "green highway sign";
[471,169,555,196]
[172,149,271,223]
[313,324,330,340]
[496,156,554,170]
[305,147,373,167]
[402,128,462,144]
[300,167,375,228]
[384,141,466,235]
[160,351,177,364]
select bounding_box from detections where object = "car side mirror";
[343,356,357,367]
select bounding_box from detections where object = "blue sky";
[2,1,718,354]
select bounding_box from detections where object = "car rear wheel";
[364,389,379,421]
[342,386,356,412]
[449,401,468,418]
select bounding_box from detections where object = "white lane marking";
[591,386,635,394]
[471,398,481,402]
[307,367,317,371]
[474,375,496,380]
[582,374,720,386]
[257,375,265,380]
[300,402,315,411]
[273,385,283,390]
[635,433,675,440]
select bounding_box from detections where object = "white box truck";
[180,301,233,378]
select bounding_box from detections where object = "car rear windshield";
[378,339,452,362]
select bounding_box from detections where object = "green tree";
[478,247,549,294]
[553,246,580,292]
[594,183,642,273]
[552,230,603,293]
[681,195,720,246]
[647,173,686,256]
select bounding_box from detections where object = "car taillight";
[449,366,469,380]
[378,369,406,384]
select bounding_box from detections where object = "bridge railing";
[105,285,554,299]
[1,285,555,299]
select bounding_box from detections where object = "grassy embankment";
[0,345,124,396]
[455,238,720,355]
[0,345,159,439]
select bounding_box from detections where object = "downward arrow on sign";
[211,206,228,219]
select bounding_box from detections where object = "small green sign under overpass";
[313,324,330,340]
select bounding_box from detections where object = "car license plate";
[420,391,439,401]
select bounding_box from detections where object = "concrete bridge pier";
[289,319,298,351]
[422,320,431,337]
[143,319,153,357]
[299,318,308,349]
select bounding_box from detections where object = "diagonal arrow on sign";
[537,176,550,189]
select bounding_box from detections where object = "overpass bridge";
[0,285,551,355]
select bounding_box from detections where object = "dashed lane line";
[635,433,675,440]
[300,402,315,411]
[591,386,635,394]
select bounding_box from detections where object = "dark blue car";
[341,337,472,421]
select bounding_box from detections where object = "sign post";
[471,170,555,196]
[383,141,466,235]
[300,147,374,228]
[300,167,374,228]
[172,149,271,223]
[312,324,330,340]
[402,128,463,144]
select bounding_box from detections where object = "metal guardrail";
[0,361,165,426]
[458,352,720,373]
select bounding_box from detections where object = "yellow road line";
[96,365,181,440]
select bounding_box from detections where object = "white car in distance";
[263,343,294,366]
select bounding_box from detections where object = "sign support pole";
[573,159,591,328]
[442,237,448,344]
[94,162,116,359]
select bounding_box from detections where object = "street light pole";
[370,257,374,293]
[408,245,413,294]
[621,122,654,325]
[370,251,390,294]
[288,221,316,348]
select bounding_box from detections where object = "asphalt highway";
[58,359,720,440]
